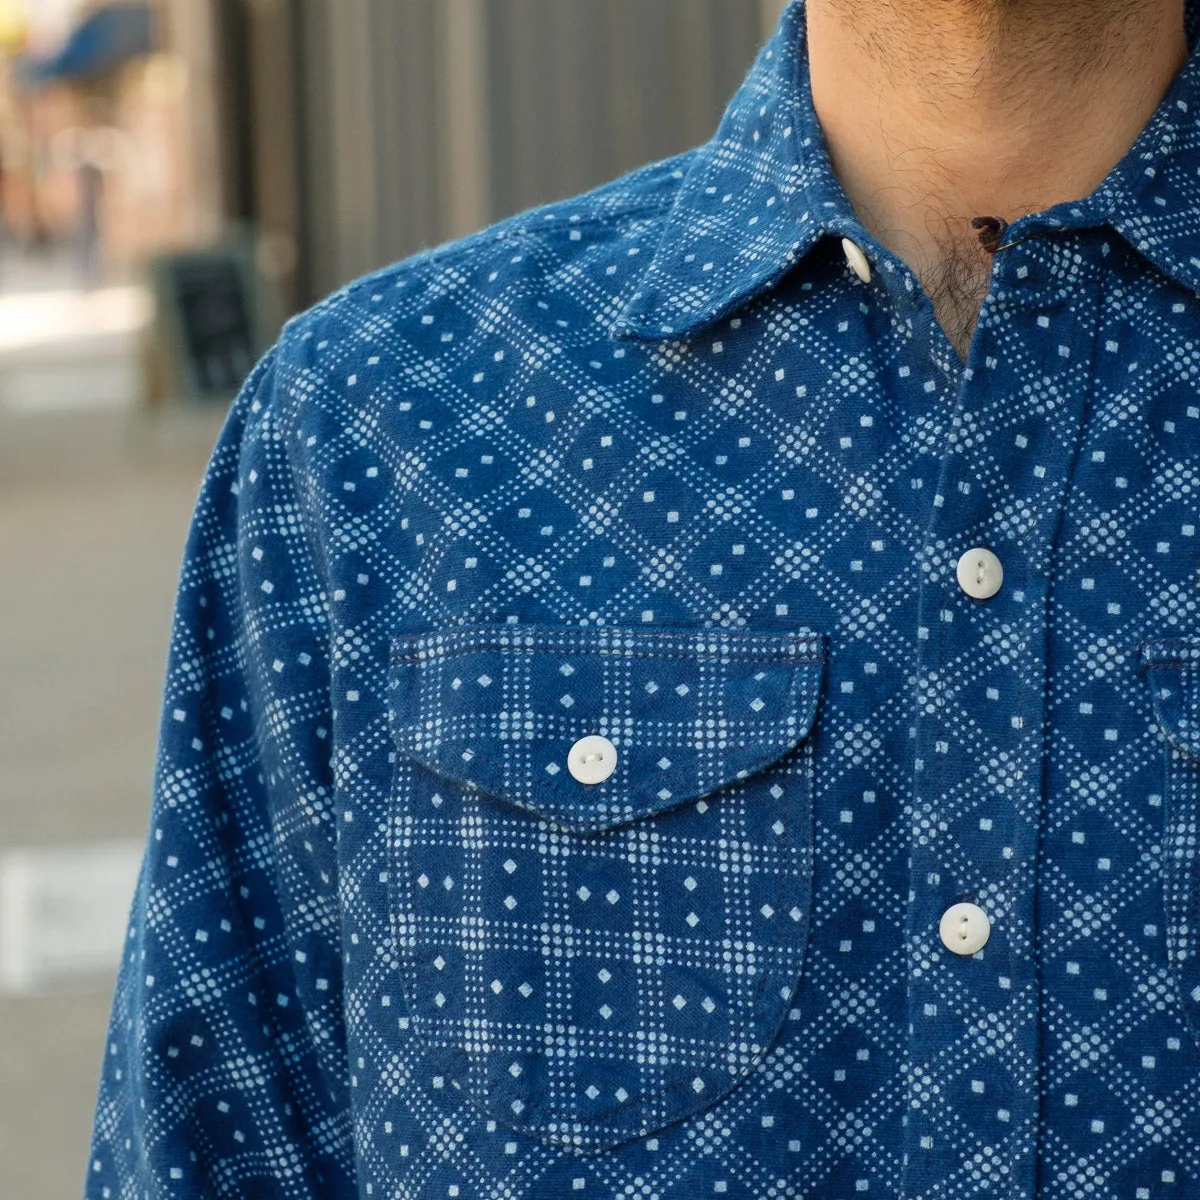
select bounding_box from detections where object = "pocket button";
[940,901,991,955]
[567,735,617,784]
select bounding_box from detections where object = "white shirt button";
[940,902,991,956]
[841,237,871,283]
[956,546,1004,600]
[567,735,617,784]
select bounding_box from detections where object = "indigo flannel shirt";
[87,0,1200,1196]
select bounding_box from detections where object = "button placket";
[901,241,1097,1200]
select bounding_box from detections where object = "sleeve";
[83,345,356,1199]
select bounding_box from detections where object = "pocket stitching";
[389,630,824,831]
[391,623,825,663]
[386,626,824,1149]
[1161,741,1200,1050]
[392,745,817,1146]
[1143,637,1200,1050]
[391,667,817,826]
[495,669,821,1133]
[1144,643,1200,761]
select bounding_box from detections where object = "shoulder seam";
[281,152,695,334]
[335,198,678,304]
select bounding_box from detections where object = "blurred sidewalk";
[0,245,226,1198]
[0,245,150,474]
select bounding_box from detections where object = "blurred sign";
[0,840,142,995]
[146,233,268,405]
[172,255,255,394]
[21,2,153,86]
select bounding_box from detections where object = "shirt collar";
[1097,0,1200,294]
[613,0,1200,342]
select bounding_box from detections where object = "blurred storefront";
[0,0,794,398]
[0,0,226,284]
[0,0,788,344]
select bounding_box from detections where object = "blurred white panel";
[0,841,143,995]
[0,286,151,357]
[4,353,142,414]
[0,283,150,414]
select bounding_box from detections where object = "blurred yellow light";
[142,54,188,104]
[0,0,25,51]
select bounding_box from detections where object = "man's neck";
[806,0,1189,360]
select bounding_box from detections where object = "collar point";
[608,315,681,343]
[608,292,685,342]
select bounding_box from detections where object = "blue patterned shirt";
[87,1,1200,1196]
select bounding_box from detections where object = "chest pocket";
[1144,637,1200,1046]
[386,623,826,1154]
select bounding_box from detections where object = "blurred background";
[0,1,787,1195]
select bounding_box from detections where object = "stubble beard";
[843,0,1164,89]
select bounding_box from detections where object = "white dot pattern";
[85,0,1200,1196]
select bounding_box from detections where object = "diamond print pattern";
[86,0,1200,1196]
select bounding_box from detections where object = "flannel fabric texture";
[87,0,1200,1196]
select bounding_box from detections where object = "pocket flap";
[1143,638,1200,759]
[388,624,826,833]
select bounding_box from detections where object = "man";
[85,0,1200,1196]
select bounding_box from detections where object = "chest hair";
[918,231,998,363]
[912,218,1008,360]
